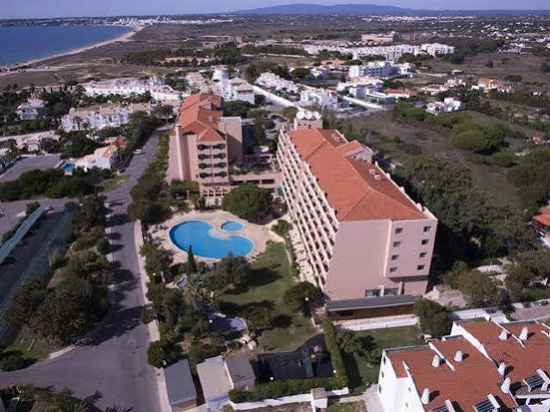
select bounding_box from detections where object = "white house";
[299,88,338,110]
[214,77,255,105]
[61,103,150,132]
[83,77,183,103]
[426,97,464,115]
[255,72,300,94]
[16,98,45,121]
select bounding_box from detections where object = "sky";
[1,0,549,19]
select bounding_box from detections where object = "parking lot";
[0,154,61,183]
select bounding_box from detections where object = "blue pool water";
[221,221,245,232]
[63,163,75,174]
[170,220,253,259]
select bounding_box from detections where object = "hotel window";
[378,385,382,394]
[421,239,429,245]
[417,265,425,271]
[395,227,403,234]
[419,252,427,258]
[389,267,398,273]
[423,226,431,233]
[393,241,401,248]
[391,254,399,261]
[365,289,381,297]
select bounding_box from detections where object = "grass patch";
[5,325,62,362]
[327,400,366,412]
[345,326,423,393]
[220,241,317,352]
[100,174,129,192]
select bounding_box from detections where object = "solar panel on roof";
[526,374,545,391]
[474,399,495,412]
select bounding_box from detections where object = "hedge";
[228,321,349,403]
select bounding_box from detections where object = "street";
[0,130,165,412]
[0,154,61,183]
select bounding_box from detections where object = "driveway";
[0,130,166,412]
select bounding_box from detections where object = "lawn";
[345,326,423,394]
[220,241,317,352]
[100,174,129,192]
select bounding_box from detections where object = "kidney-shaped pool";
[169,220,254,259]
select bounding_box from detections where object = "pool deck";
[150,210,281,264]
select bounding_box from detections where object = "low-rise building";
[214,77,255,105]
[361,32,395,45]
[377,318,550,412]
[83,77,183,103]
[299,88,339,110]
[472,78,513,94]
[16,97,45,121]
[255,72,300,94]
[420,42,456,56]
[61,103,150,132]
[164,359,197,412]
[197,354,255,410]
[75,137,126,171]
[277,127,437,319]
[349,61,414,79]
[426,97,464,115]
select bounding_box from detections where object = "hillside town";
[2,6,550,412]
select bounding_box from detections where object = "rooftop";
[288,128,428,222]
[178,94,225,143]
[164,359,197,407]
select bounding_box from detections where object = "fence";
[229,388,349,411]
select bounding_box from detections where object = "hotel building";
[167,94,280,203]
[375,318,550,412]
[277,127,437,318]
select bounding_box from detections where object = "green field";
[220,241,317,352]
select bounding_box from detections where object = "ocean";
[0,25,132,66]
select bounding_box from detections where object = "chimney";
[498,330,509,341]
[421,388,430,405]
[501,377,511,394]
[453,350,464,363]
[432,355,441,368]
[498,362,507,376]
[519,326,529,341]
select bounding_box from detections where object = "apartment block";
[277,127,437,319]
[168,94,280,204]
[376,318,550,412]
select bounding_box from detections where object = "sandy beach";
[4,25,144,70]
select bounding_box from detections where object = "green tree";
[222,183,272,222]
[283,282,322,314]
[147,339,181,368]
[187,246,198,274]
[415,298,451,338]
[456,270,500,307]
[6,280,47,330]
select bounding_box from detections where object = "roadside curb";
[47,345,75,360]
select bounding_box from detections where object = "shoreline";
[2,25,144,70]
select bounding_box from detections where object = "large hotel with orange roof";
[277,126,437,319]
[376,318,550,412]
[167,94,280,203]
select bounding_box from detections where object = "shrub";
[322,320,349,388]
[96,238,111,255]
[415,298,451,338]
[273,219,292,237]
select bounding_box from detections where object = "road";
[0,129,166,412]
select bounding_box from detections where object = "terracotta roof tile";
[178,94,225,143]
[289,128,427,222]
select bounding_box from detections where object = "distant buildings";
[361,32,395,45]
[299,88,339,110]
[348,61,415,79]
[255,72,300,94]
[61,103,151,132]
[277,127,437,319]
[426,97,464,115]
[167,94,280,204]
[83,77,184,103]
[303,43,455,61]
[472,78,513,94]
[377,318,550,412]
[212,69,255,105]
[16,97,45,121]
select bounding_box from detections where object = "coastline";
[4,25,144,70]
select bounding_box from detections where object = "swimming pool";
[221,220,245,232]
[169,220,254,259]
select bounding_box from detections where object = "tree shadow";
[225,268,281,295]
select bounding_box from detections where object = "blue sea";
[0,25,132,66]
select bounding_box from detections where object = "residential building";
[377,318,550,412]
[255,72,300,94]
[361,32,395,45]
[75,136,127,171]
[299,88,339,110]
[185,72,210,92]
[83,77,183,103]
[277,127,437,319]
[197,354,255,410]
[426,98,464,115]
[214,77,256,105]
[164,359,197,412]
[16,97,45,120]
[472,78,513,94]
[420,43,456,56]
[167,94,280,204]
[349,61,414,79]
[61,103,150,132]
[294,110,323,130]
[0,130,58,152]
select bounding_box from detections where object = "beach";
[2,25,144,71]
